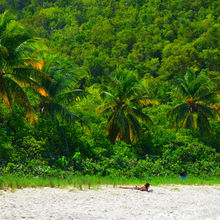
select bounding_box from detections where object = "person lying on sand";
[119,182,151,192]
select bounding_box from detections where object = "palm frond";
[179,81,190,97]
[118,109,130,143]
[167,103,188,118]
[127,113,141,143]
[197,104,215,118]
[44,78,68,98]
[13,67,50,84]
[15,38,47,57]
[175,108,189,128]
[129,107,153,126]
[96,102,115,115]
[0,75,37,120]
[55,89,87,103]
[1,75,29,106]
[197,113,211,136]
[197,90,217,102]
[46,102,89,128]
[0,11,16,34]
[167,103,190,128]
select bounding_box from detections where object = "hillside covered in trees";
[0,0,219,178]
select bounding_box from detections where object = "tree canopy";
[0,0,219,178]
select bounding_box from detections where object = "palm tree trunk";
[55,118,69,156]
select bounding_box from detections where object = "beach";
[0,185,220,220]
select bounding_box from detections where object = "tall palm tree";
[37,55,88,154]
[97,70,153,144]
[167,70,218,135]
[0,11,48,120]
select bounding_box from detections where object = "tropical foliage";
[0,11,47,120]
[97,70,153,144]
[37,55,88,154]
[0,0,219,178]
[167,70,218,135]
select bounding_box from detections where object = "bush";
[157,137,220,176]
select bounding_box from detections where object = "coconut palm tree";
[167,70,218,135]
[36,55,88,154]
[0,11,48,120]
[97,70,153,144]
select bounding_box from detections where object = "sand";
[0,185,220,220]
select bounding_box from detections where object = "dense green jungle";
[0,0,219,179]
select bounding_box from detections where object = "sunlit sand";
[0,185,220,220]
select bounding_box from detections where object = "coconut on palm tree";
[0,11,48,120]
[97,70,153,144]
[167,69,218,135]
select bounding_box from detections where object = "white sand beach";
[0,185,220,220]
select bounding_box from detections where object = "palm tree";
[97,70,153,144]
[36,55,88,154]
[167,70,218,135]
[0,11,48,120]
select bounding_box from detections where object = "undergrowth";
[0,175,219,191]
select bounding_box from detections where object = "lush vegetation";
[0,0,219,182]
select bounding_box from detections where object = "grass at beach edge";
[0,175,219,191]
